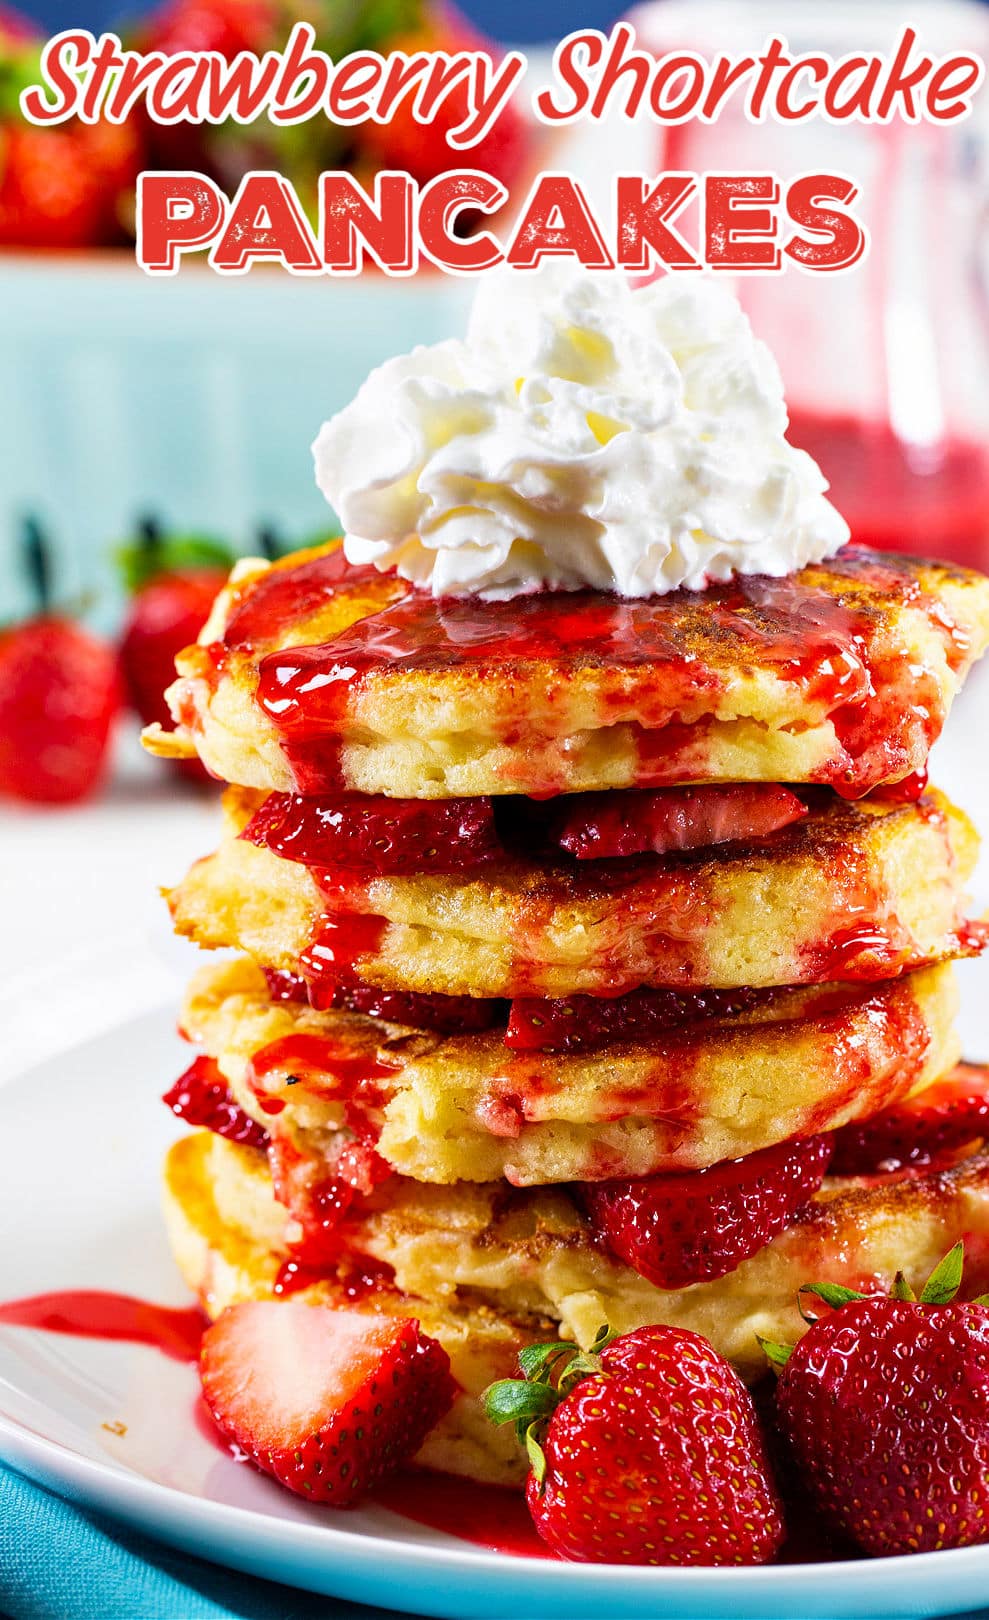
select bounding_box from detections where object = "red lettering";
[777,58,828,120]
[648,55,705,121]
[210,173,321,273]
[20,30,89,123]
[876,28,932,120]
[328,53,384,121]
[137,172,226,274]
[204,51,280,122]
[823,57,880,120]
[148,57,209,122]
[701,53,755,120]
[785,173,866,271]
[590,22,650,119]
[507,173,614,270]
[926,57,983,120]
[414,55,471,123]
[80,34,122,120]
[105,51,167,121]
[616,174,699,271]
[747,37,790,120]
[705,175,780,271]
[419,172,505,271]
[535,31,601,121]
[376,52,431,120]
[321,171,414,274]
[271,22,330,123]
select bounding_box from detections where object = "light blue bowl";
[0,254,471,625]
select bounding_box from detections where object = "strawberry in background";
[0,519,120,805]
[118,519,234,782]
[0,8,142,248]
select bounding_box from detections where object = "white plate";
[3,1007,989,1619]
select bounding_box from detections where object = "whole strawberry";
[0,521,119,805]
[485,1324,785,1565]
[771,1244,989,1556]
[117,523,233,780]
[200,1301,455,1504]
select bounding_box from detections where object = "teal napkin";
[0,1464,392,1620]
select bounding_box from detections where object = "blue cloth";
[0,1464,392,1620]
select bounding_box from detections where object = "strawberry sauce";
[374,1470,550,1558]
[0,1291,204,1362]
[248,546,969,798]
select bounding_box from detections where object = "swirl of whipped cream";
[312,266,848,600]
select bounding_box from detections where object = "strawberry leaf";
[517,1340,575,1383]
[482,1378,557,1431]
[589,1323,619,1354]
[800,1281,867,1315]
[757,1335,793,1369]
[116,528,235,593]
[525,1422,547,1489]
[891,1271,917,1302]
[919,1241,965,1305]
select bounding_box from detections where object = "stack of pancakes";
[150,541,989,1488]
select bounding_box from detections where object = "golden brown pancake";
[163,1127,989,1490]
[143,542,989,800]
[168,787,979,997]
[181,957,960,1185]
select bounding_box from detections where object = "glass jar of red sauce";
[626,0,989,569]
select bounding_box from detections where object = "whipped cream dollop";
[313,266,848,600]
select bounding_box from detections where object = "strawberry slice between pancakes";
[163,1056,269,1150]
[831,1062,989,1175]
[580,1135,834,1288]
[551,783,808,860]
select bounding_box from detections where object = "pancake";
[162,1129,536,1487]
[143,542,989,801]
[164,1128,989,1469]
[181,957,960,1185]
[168,786,980,997]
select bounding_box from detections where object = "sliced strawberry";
[332,984,504,1033]
[163,1056,270,1149]
[242,790,501,876]
[0,616,119,804]
[506,984,777,1053]
[831,1062,989,1176]
[580,1135,833,1289]
[552,784,807,860]
[260,961,501,1031]
[200,1301,455,1504]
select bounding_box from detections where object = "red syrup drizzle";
[0,1292,204,1362]
[251,545,969,798]
[300,910,389,1002]
[222,547,396,654]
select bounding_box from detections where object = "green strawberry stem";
[483,1323,618,1488]
[22,515,52,614]
[762,1241,974,1373]
[116,516,235,593]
